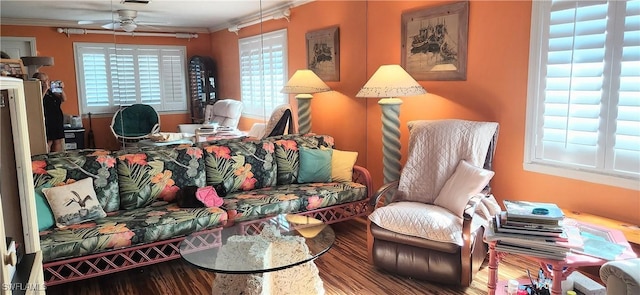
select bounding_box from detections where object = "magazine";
[495,214,565,237]
[499,212,564,233]
[486,218,569,243]
[503,200,564,221]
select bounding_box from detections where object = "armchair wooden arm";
[369,180,400,209]
[461,193,487,286]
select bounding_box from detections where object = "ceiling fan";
[78,9,161,32]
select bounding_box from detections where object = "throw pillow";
[35,183,55,231]
[331,149,358,182]
[297,147,332,183]
[42,177,107,228]
[433,160,495,217]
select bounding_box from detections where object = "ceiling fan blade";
[78,20,113,25]
[101,22,120,30]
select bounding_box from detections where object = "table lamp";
[281,69,330,134]
[356,64,426,184]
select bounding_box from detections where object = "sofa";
[31,134,372,286]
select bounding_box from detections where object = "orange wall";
[364,1,639,224]
[0,25,211,150]
[210,0,369,166]
[2,0,638,224]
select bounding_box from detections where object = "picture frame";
[306,26,340,81]
[0,58,27,80]
[401,1,469,81]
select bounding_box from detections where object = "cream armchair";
[367,119,500,286]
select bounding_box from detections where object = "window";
[239,29,288,119]
[74,43,187,114]
[525,0,640,189]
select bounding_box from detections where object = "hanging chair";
[110,104,161,142]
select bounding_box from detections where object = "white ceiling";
[0,0,311,33]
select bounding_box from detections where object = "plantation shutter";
[78,46,111,113]
[160,49,187,111]
[611,0,640,174]
[239,29,288,118]
[110,48,136,106]
[261,31,287,113]
[137,48,161,107]
[74,43,187,114]
[532,0,640,178]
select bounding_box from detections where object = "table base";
[212,261,324,295]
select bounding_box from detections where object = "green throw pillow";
[297,147,332,183]
[35,183,55,231]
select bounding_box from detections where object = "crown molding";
[1,17,211,34]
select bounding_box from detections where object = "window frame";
[238,29,289,120]
[74,42,188,115]
[524,0,639,190]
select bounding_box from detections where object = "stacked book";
[485,200,578,260]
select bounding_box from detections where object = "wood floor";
[45,218,559,295]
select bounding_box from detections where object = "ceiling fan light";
[121,22,137,32]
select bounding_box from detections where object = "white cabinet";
[0,77,44,294]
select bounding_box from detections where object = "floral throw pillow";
[32,150,120,212]
[117,147,206,210]
[203,140,277,195]
[42,177,107,228]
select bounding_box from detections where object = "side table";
[487,219,637,295]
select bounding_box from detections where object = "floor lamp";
[356,65,426,184]
[281,70,330,134]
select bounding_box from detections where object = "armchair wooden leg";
[366,219,374,264]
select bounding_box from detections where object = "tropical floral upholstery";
[39,203,227,263]
[116,146,206,209]
[223,182,367,221]
[32,150,120,212]
[31,133,371,273]
[202,140,277,194]
[270,134,335,185]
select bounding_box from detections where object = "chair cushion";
[434,160,495,216]
[369,202,466,245]
[223,182,367,222]
[39,203,227,263]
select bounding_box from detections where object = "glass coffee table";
[179,214,335,294]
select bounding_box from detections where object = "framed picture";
[0,59,27,79]
[401,1,469,81]
[306,26,340,81]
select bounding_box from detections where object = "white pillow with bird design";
[42,177,107,228]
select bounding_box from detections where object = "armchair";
[367,119,500,286]
[110,104,160,143]
[206,99,243,128]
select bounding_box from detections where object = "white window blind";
[74,43,187,114]
[239,29,288,119]
[525,0,640,189]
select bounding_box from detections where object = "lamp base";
[297,96,312,134]
[378,98,402,184]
